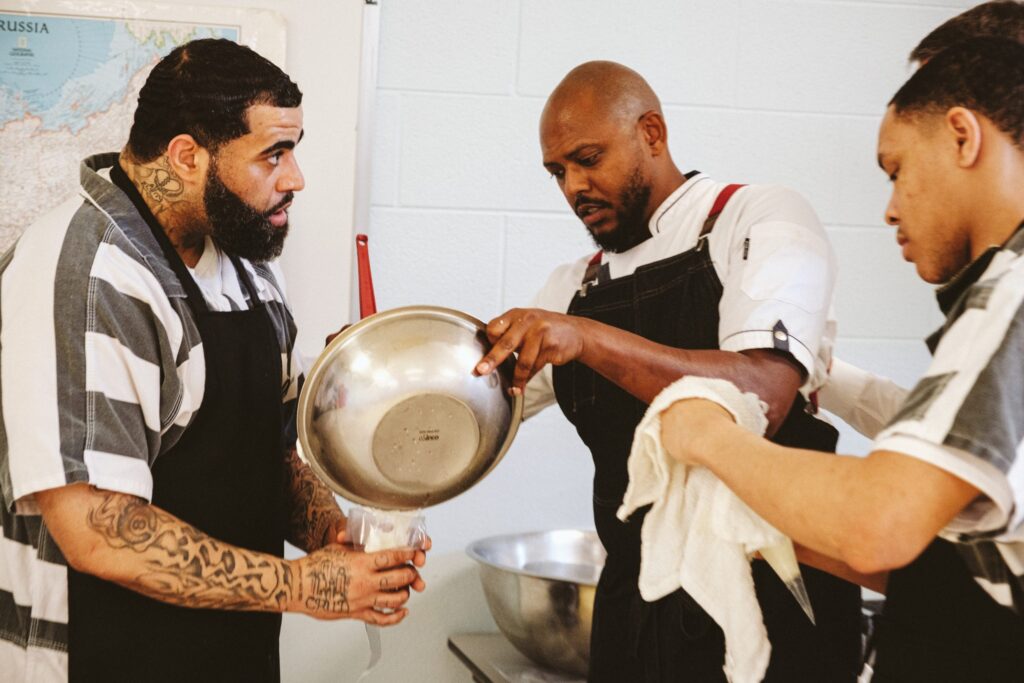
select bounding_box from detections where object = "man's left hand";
[475,308,586,394]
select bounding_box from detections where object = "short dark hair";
[126,39,302,162]
[910,1,1024,63]
[891,38,1024,149]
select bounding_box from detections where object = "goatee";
[589,166,652,254]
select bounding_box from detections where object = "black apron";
[68,184,287,682]
[869,538,1024,682]
[552,183,862,682]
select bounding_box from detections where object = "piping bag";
[349,507,428,682]
[759,539,815,624]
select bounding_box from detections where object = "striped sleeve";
[875,256,1024,539]
[2,200,201,508]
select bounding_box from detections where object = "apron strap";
[227,254,262,310]
[699,183,746,239]
[579,250,607,296]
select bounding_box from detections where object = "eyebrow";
[260,129,304,156]
[543,143,598,168]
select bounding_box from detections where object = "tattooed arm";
[284,447,347,552]
[35,483,422,625]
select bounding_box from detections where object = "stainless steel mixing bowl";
[296,305,523,510]
[467,529,607,677]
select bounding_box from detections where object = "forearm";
[39,484,302,613]
[674,412,974,573]
[284,448,346,552]
[699,425,863,560]
[576,317,800,428]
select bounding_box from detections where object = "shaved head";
[541,61,662,133]
[539,61,683,253]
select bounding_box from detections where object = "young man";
[820,0,1024,435]
[0,39,425,683]
[662,38,1024,682]
[476,61,861,682]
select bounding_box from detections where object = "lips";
[576,202,611,228]
[896,232,911,260]
[268,203,290,228]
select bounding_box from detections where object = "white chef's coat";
[524,173,838,418]
[817,358,909,439]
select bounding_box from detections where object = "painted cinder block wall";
[281,1,975,680]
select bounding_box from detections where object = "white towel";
[617,376,787,683]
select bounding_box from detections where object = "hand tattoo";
[305,553,351,614]
[86,492,301,612]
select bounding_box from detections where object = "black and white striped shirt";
[0,154,302,681]
[875,224,1024,613]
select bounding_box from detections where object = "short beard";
[203,159,291,263]
[590,166,652,254]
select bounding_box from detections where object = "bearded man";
[476,61,862,682]
[0,39,426,683]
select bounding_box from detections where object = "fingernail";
[476,362,491,374]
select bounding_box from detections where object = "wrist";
[572,316,594,364]
[285,556,308,615]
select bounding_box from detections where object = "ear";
[164,134,210,185]
[945,107,982,168]
[637,111,668,157]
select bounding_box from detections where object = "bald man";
[476,62,862,681]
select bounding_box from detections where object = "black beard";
[203,161,291,263]
[587,167,652,254]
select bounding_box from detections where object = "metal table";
[448,633,586,683]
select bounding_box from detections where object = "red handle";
[355,233,377,319]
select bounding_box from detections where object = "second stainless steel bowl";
[297,305,523,510]
[467,529,606,677]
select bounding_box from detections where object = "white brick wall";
[285,2,974,681]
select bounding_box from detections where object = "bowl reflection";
[467,529,606,677]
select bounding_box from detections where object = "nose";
[884,193,899,227]
[279,157,305,193]
[562,166,590,202]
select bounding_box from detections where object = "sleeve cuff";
[873,433,1013,535]
[719,329,816,384]
[82,450,154,501]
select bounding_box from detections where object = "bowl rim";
[296,305,525,510]
[466,528,605,585]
